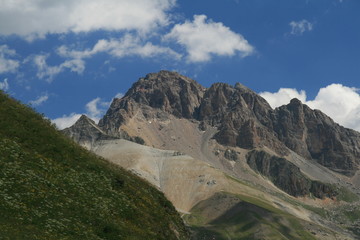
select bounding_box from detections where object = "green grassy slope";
[0,92,188,240]
[185,192,318,240]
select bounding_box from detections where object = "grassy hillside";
[184,192,318,240]
[0,91,188,239]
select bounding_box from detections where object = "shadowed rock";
[246,150,337,198]
[274,98,360,176]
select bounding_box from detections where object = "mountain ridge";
[95,70,360,176]
[64,70,360,239]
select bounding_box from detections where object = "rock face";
[246,150,337,198]
[196,82,288,155]
[274,98,360,176]
[196,85,360,176]
[69,70,360,177]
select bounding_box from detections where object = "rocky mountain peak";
[99,71,206,132]
[125,70,205,100]
[144,70,196,84]
[130,71,205,115]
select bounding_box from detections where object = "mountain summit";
[99,71,205,131]
[65,71,360,239]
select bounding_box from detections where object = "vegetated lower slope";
[0,91,188,240]
[185,192,318,240]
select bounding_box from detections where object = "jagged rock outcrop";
[246,150,337,198]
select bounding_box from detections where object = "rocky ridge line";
[95,70,360,176]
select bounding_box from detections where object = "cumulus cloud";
[29,93,49,106]
[85,97,111,122]
[0,78,9,91]
[165,15,254,62]
[289,19,313,35]
[306,84,360,131]
[52,95,115,129]
[0,0,175,39]
[33,54,85,82]
[0,45,19,73]
[57,34,181,62]
[259,84,360,131]
[259,88,307,108]
[52,113,83,130]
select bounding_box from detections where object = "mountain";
[98,71,360,176]
[64,71,360,239]
[0,91,189,239]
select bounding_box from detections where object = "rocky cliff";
[246,150,337,198]
[196,82,288,155]
[274,98,360,176]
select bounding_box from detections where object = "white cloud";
[165,15,254,62]
[29,93,49,106]
[259,84,360,131]
[85,97,111,122]
[52,113,83,130]
[0,0,175,39]
[33,54,85,82]
[259,88,307,108]
[289,19,313,35]
[0,78,9,91]
[114,93,124,99]
[57,34,181,61]
[0,45,19,73]
[53,34,180,75]
[306,84,360,131]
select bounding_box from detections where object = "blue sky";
[0,0,359,130]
